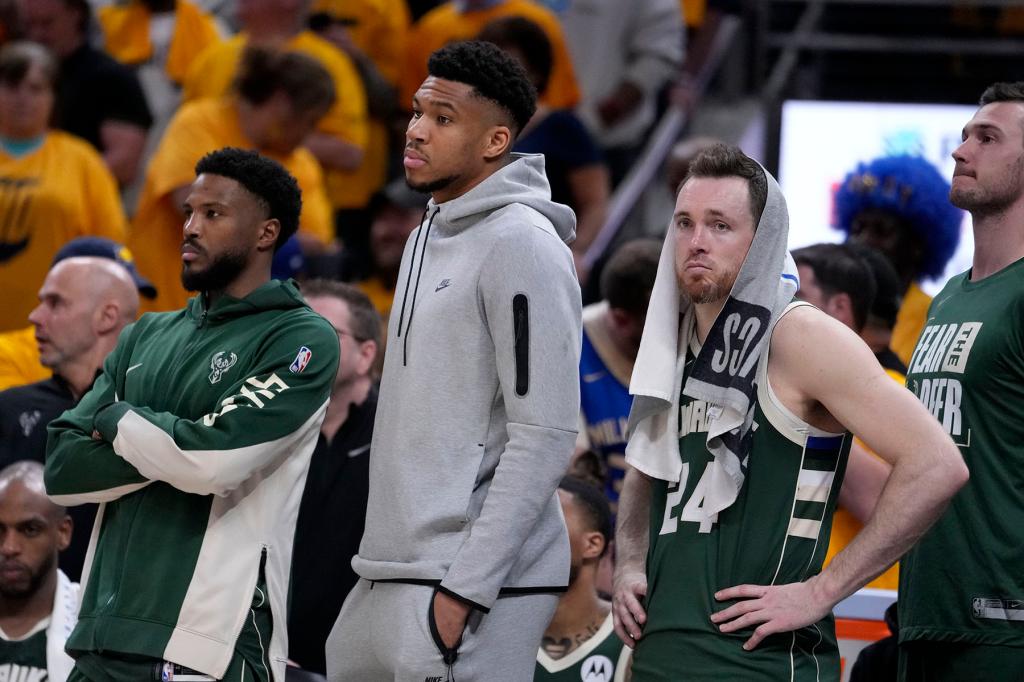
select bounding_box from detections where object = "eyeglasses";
[332,326,367,343]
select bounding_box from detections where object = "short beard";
[0,552,53,600]
[681,270,735,305]
[181,246,249,293]
[950,156,1024,216]
[686,280,727,304]
[406,174,459,195]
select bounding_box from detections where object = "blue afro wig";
[834,155,963,280]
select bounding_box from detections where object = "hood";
[429,153,576,244]
[187,278,308,324]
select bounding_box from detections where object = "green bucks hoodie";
[45,279,338,680]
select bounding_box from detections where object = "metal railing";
[581,13,744,270]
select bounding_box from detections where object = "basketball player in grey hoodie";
[326,41,582,682]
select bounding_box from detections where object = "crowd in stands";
[0,0,988,680]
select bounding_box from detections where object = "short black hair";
[979,81,1024,106]
[477,16,553,95]
[427,40,537,136]
[234,47,336,115]
[600,239,661,317]
[194,148,302,250]
[559,475,613,558]
[300,278,382,347]
[846,243,903,329]
[792,242,877,331]
[682,143,769,226]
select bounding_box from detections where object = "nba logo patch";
[290,346,312,373]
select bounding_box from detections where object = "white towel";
[625,164,798,527]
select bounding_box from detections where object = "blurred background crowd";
[0,0,1016,678]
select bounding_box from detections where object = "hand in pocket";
[432,590,471,649]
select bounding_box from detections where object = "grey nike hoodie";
[351,153,582,611]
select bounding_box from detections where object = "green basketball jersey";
[0,624,49,680]
[534,614,630,682]
[634,332,850,681]
[900,261,1024,648]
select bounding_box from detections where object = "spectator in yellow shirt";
[402,0,580,111]
[98,0,223,87]
[131,48,335,313]
[182,0,370,215]
[0,42,127,332]
[307,0,411,271]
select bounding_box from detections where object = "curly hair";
[833,155,962,280]
[427,40,536,136]
[195,147,302,251]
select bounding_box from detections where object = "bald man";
[0,256,139,581]
[0,461,78,682]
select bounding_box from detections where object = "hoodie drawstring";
[396,206,438,366]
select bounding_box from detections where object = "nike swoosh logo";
[126,363,143,374]
[347,444,371,458]
[582,371,606,383]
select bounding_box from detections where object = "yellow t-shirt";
[0,326,47,391]
[182,31,371,210]
[311,0,410,86]
[823,367,905,591]
[892,281,931,368]
[129,98,333,313]
[401,0,581,111]
[98,0,221,84]
[0,133,127,332]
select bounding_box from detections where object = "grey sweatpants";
[325,579,558,682]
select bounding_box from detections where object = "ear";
[826,292,857,330]
[355,339,378,376]
[256,219,281,253]
[580,529,605,561]
[56,514,72,552]
[93,302,120,336]
[482,124,512,162]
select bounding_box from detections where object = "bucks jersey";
[579,303,634,506]
[900,261,1024,648]
[634,333,850,681]
[0,621,49,680]
[535,614,630,682]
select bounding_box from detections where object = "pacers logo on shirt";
[0,176,39,263]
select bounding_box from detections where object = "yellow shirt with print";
[129,98,333,314]
[823,366,905,590]
[182,31,371,210]
[0,326,47,391]
[401,0,581,111]
[0,132,127,332]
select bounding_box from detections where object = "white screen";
[778,100,977,294]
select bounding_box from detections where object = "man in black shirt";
[0,238,149,580]
[19,0,152,186]
[288,280,380,675]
